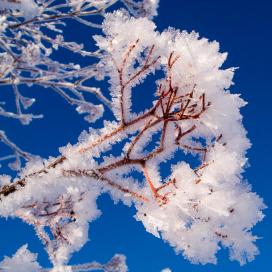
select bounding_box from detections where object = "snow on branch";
[0,8,265,271]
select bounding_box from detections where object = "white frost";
[0,245,41,272]
[0,0,39,19]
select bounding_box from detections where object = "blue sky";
[0,0,272,271]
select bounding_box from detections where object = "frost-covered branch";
[0,7,265,272]
[0,130,36,170]
[0,0,158,169]
[0,245,127,272]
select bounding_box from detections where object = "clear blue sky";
[0,0,271,271]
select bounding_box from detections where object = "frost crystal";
[0,245,41,272]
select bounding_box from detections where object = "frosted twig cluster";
[0,2,265,272]
[0,0,158,169]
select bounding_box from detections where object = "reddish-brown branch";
[141,163,158,197]
[0,51,213,204]
[126,118,155,158]
[78,97,163,154]
[181,144,207,162]
[194,162,210,178]
[175,125,197,144]
[122,39,140,69]
[125,44,160,87]
[118,39,140,125]
[168,51,180,69]
[114,41,160,125]
[64,169,149,202]
[16,193,87,252]
[141,163,170,205]
[97,157,143,174]
[156,178,177,193]
[144,44,156,67]
[82,68,208,197]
